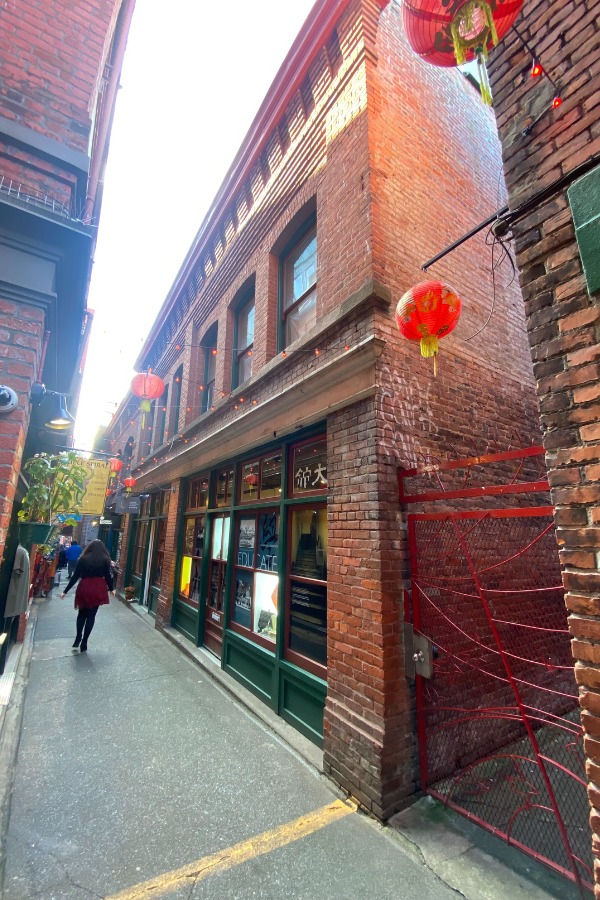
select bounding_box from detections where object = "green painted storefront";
[128,427,328,746]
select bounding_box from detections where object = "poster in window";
[237,517,255,567]
[233,569,253,629]
[253,571,278,641]
[180,556,192,598]
[257,513,278,572]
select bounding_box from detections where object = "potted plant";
[18,451,88,551]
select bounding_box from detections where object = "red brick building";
[485,0,600,892]
[106,0,537,797]
[0,1,135,651]
[104,0,580,879]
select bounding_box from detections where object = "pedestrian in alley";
[59,540,115,652]
[65,540,82,578]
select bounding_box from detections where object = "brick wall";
[0,299,45,560]
[103,0,550,822]
[486,0,600,890]
[0,0,117,152]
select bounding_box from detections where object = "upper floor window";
[154,383,169,448]
[201,325,217,413]
[282,225,317,347]
[235,295,254,387]
[170,365,183,436]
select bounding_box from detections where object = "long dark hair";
[80,540,110,566]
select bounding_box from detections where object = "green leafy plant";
[18,451,89,524]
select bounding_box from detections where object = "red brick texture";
[105,0,544,820]
[0,299,45,559]
[487,0,600,889]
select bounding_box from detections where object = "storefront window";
[180,515,205,604]
[239,453,282,504]
[132,520,149,577]
[216,468,234,507]
[232,512,279,644]
[291,438,327,496]
[208,514,230,611]
[188,476,209,510]
[159,490,170,516]
[287,506,327,668]
[152,518,167,587]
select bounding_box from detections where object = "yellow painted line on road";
[106,799,355,900]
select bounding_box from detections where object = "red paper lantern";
[123,476,137,489]
[402,0,524,103]
[395,280,461,374]
[109,458,123,472]
[131,371,165,426]
[131,372,165,401]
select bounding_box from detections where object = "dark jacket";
[64,557,114,595]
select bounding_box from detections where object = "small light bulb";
[552,95,562,108]
[531,58,543,77]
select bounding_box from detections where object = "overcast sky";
[74,0,318,451]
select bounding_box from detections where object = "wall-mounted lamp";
[30,382,75,431]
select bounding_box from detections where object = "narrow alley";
[1,589,458,900]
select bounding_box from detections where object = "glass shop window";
[132,519,149,577]
[208,514,230,612]
[239,453,282,504]
[179,514,205,605]
[152,518,167,587]
[290,437,327,497]
[231,511,279,646]
[287,506,327,672]
[188,476,209,510]
[215,468,234,507]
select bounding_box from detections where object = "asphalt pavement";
[0,586,460,900]
[0,584,581,899]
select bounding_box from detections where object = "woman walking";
[59,540,115,652]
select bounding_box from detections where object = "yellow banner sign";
[72,459,111,515]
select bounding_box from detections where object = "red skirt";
[74,577,110,609]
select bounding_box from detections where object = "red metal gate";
[400,447,592,895]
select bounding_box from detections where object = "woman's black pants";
[76,607,99,643]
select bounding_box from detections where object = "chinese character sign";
[293,439,327,493]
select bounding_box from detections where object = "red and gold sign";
[395,280,461,374]
[401,0,524,104]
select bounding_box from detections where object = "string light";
[530,58,543,77]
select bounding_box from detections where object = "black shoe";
[80,642,87,652]
[72,637,81,649]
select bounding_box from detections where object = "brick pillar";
[155,480,184,629]
[487,0,600,889]
[324,397,413,819]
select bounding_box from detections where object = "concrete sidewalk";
[0,590,582,899]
